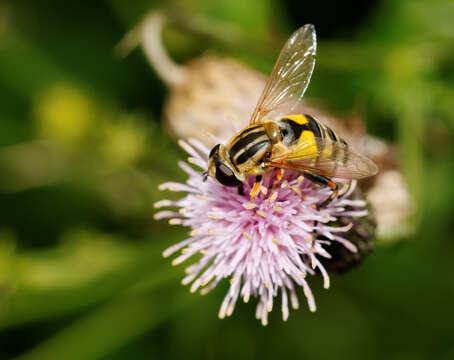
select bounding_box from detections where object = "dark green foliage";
[0,0,453,359]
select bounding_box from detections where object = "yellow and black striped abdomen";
[277,114,349,163]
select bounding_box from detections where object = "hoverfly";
[204,24,378,207]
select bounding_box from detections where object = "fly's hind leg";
[303,172,338,209]
[270,168,284,194]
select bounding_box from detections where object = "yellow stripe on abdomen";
[285,115,308,125]
[321,141,333,157]
[297,130,318,157]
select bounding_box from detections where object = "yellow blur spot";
[34,84,94,142]
[101,118,146,165]
[285,114,307,125]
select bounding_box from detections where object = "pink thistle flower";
[154,138,370,325]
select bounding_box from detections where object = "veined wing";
[250,24,316,124]
[267,138,378,180]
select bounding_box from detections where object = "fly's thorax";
[227,124,272,176]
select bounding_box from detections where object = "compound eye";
[209,144,220,158]
[215,163,242,187]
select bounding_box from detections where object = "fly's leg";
[269,168,284,194]
[303,172,338,209]
[250,175,263,202]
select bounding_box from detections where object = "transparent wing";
[268,138,378,180]
[250,24,316,124]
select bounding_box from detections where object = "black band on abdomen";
[235,140,270,165]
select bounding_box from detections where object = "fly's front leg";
[250,175,263,202]
[303,172,338,208]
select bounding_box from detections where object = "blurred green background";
[0,0,453,359]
